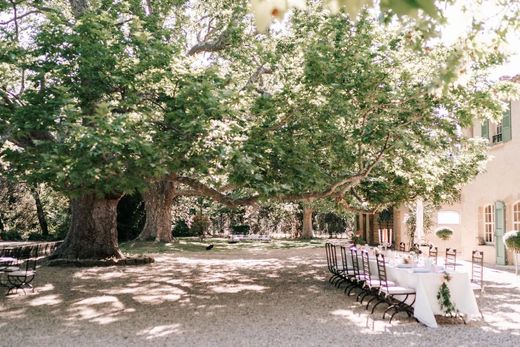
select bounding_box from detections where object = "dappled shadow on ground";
[1,248,520,346]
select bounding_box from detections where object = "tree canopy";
[0,0,518,258]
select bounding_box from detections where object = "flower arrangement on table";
[403,252,416,265]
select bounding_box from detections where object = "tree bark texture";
[301,207,315,239]
[30,186,49,238]
[138,178,176,242]
[69,0,89,17]
[51,193,124,259]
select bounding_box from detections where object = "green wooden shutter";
[481,120,489,140]
[495,201,506,265]
[502,102,512,142]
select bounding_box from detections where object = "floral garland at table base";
[436,272,466,324]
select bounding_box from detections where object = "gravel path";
[1,247,520,347]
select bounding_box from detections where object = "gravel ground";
[1,247,520,347]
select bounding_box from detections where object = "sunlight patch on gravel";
[209,283,268,293]
[174,257,280,268]
[67,295,131,324]
[330,309,386,333]
[29,294,62,306]
[137,324,183,339]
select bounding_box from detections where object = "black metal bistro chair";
[359,250,386,310]
[428,245,438,264]
[373,254,416,322]
[325,242,348,287]
[6,247,38,295]
[346,247,366,296]
[445,248,457,271]
[471,250,485,319]
[339,244,357,293]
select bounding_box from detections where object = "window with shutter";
[481,120,489,140]
[484,204,494,243]
[513,202,520,231]
[502,102,512,142]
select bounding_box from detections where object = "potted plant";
[503,230,520,252]
[503,230,520,276]
[436,228,453,241]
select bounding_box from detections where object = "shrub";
[0,230,23,241]
[191,214,210,238]
[231,224,250,235]
[503,230,520,252]
[27,232,47,241]
[436,228,453,241]
[172,220,194,237]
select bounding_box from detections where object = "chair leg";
[347,283,360,296]
[357,289,368,302]
[371,299,388,314]
[366,295,379,310]
[383,305,396,320]
[389,308,401,323]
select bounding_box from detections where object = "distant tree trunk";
[30,186,49,239]
[138,178,176,242]
[51,193,124,260]
[301,207,315,239]
[0,212,4,233]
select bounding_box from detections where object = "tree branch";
[187,20,234,56]
[173,175,259,208]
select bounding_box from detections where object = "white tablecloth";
[386,266,480,328]
[342,251,481,328]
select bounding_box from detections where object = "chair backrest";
[361,250,372,281]
[329,243,340,273]
[399,242,406,252]
[350,247,361,277]
[23,257,38,272]
[429,245,438,264]
[340,245,352,275]
[376,253,389,289]
[325,242,334,273]
[445,248,457,270]
[471,250,484,291]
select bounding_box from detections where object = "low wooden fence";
[0,241,63,259]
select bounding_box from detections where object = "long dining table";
[383,262,480,328]
[346,248,481,328]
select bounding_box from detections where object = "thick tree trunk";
[138,178,176,242]
[30,186,49,238]
[51,193,124,260]
[301,207,315,239]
